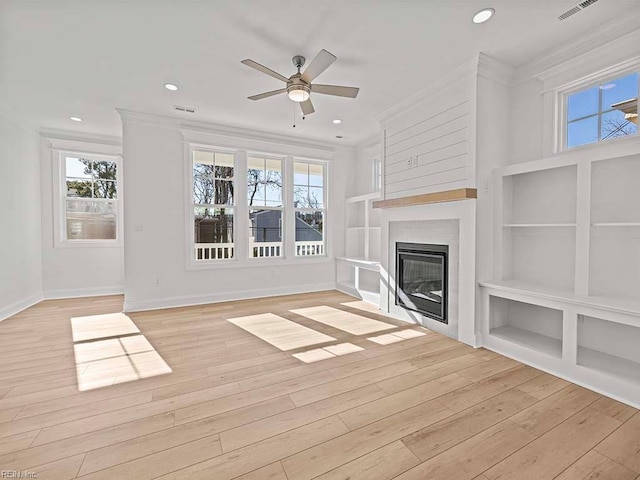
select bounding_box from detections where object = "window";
[372,157,382,191]
[294,161,325,256]
[63,155,119,241]
[193,149,235,260]
[248,156,283,258]
[566,72,639,149]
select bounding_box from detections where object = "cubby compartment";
[345,228,366,259]
[489,296,563,358]
[503,226,576,292]
[346,201,366,229]
[589,225,640,301]
[503,165,577,225]
[578,315,640,384]
[591,154,640,225]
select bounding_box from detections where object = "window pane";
[247,157,264,170]
[66,200,116,240]
[294,162,309,185]
[309,187,324,208]
[567,116,599,148]
[194,162,215,178]
[295,211,324,256]
[215,165,234,179]
[193,175,214,204]
[194,150,214,165]
[66,157,91,179]
[249,209,282,258]
[265,183,282,207]
[601,109,638,140]
[601,73,639,112]
[215,152,235,169]
[215,179,234,205]
[294,186,309,208]
[92,161,117,181]
[309,163,324,187]
[248,182,265,205]
[567,86,599,121]
[67,179,92,198]
[94,180,117,199]
[194,207,234,260]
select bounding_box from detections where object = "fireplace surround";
[396,242,449,323]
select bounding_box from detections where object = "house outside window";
[63,154,119,242]
[565,72,638,149]
[294,161,325,256]
[247,156,283,258]
[193,149,235,260]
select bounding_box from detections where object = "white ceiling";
[1,0,639,145]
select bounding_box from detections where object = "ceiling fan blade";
[241,59,290,83]
[248,88,287,101]
[311,84,359,98]
[300,98,315,115]
[301,49,336,83]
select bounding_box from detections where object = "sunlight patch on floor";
[367,328,428,345]
[228,313,336,351]
[290,306,396,335]
[293,342,364,363]
[71,313,172,391]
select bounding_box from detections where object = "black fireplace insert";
[395,242,448,323]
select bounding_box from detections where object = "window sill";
[186,255,333,271]
[54,240,123,249]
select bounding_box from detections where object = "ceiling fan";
[241,49,359,116]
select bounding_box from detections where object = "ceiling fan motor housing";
[286,74,310,102]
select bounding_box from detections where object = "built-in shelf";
[480,280,640,318]
[578,347,640,384]
[490,325,562,358]
[591,223,640,227]
[503,223,577,228]
[372,188,477,209]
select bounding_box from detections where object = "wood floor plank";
[484,408,622,480]
[339,373,470,430]
[555,450,638,480]
[281,399,454,480]
[220,384,386,452]
[27,452,86,480]
[233,462,288,480]
[77,434,222,480]
[515,372,571,400]
[509,385,601,437]
[395,420,535,480]
[455,355,521,383]
[157,416,350,480]
[0,430,40,455]
[595,412,640,474]
[402,388,539,461]
[314,440,421,480]
[590,396,638,423]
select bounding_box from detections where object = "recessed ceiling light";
[332,119,342,124]
[473,8,495,24]
[70,116,83,122]
[164,83,179,91]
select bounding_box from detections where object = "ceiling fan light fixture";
[287,85,310,102]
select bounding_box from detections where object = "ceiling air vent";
[174,105,196,113]
[558,0,599,21]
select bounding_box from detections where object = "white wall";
[39,133,124,298]
[120,111,349,312]
[0,110,43,320]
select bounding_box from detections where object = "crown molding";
[116,108,339,155]
[513,11,640,85]
[40,128,122,156]
[376,55,480,125]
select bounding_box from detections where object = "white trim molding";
[44,286,124,300]
[0,293,43,322]
[123,282,336,313]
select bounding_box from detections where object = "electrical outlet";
[412,156,418,168]
[154,277,161,287]
[407,158,412,168]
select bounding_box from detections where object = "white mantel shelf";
[372,188,477,209]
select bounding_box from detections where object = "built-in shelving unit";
[337,192,381,304]
[481,147,640,408]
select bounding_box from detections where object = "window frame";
[54,151,123,248]
[247,154,285,259]
[557,68,640,153]
[189,145,238,264]
[185,142,330,270]
[293,159,327,258]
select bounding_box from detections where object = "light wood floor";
[1,291,639,480]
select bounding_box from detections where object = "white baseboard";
[0,292,44,322]
[123,282,336,313]
[44,285,124,300]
